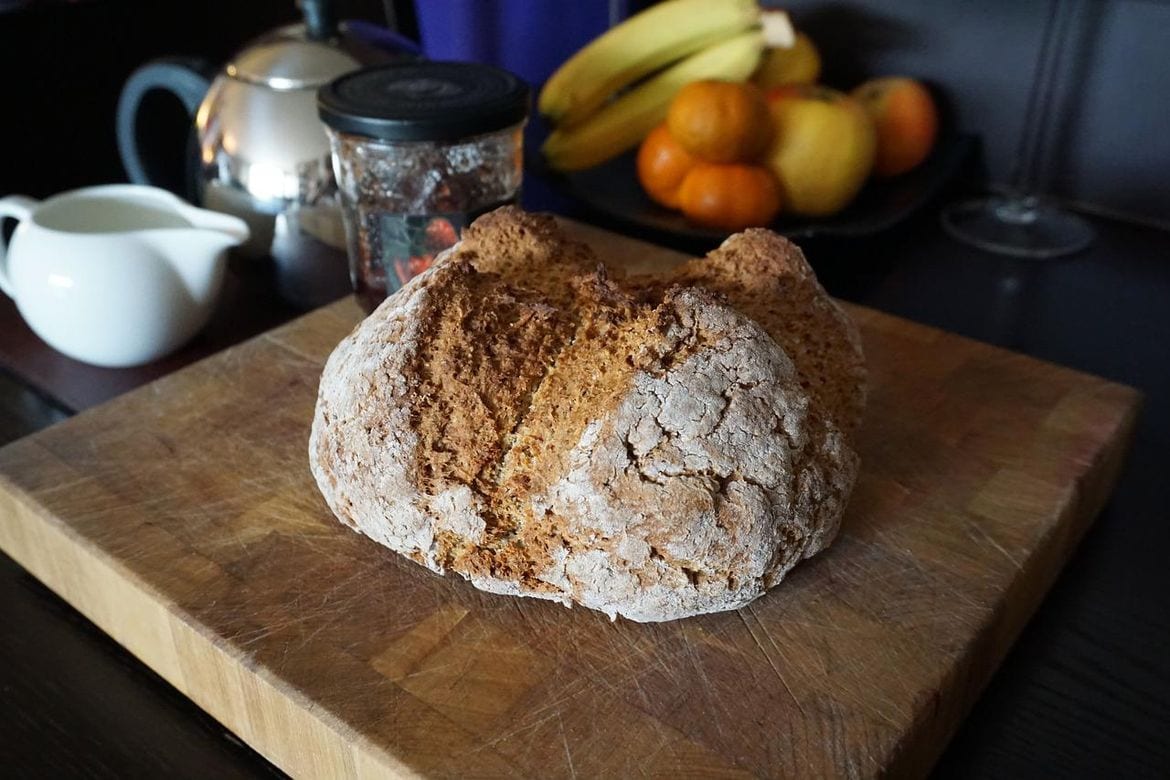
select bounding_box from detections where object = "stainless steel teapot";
[116,0,416,307]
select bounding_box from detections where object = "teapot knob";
[299,0,337,41]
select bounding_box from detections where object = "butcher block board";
[0,221,1140,778]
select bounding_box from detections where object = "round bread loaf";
[309,209,862,621]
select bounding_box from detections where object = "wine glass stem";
[1011,0,1076,197]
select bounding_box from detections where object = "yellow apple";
[753,31,822,89]
[764,85,876,216]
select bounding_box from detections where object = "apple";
[764,85,876,217]
[752,31,822,89]
[852,76,939,177]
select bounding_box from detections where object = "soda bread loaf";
[309,209,864,621]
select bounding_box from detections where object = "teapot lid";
[227,25,362,90]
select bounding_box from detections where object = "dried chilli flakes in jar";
[320,62,529,312]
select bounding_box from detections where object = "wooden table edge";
[888,388,1141,776]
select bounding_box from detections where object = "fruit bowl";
[537,133,974,246]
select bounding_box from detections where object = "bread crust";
[640,228,867,435]
[309,208,863,621]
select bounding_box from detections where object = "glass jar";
[318,61,529,312]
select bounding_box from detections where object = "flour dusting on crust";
[308,208,863,622]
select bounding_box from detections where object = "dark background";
[0,0,407,197]
[3,0,1169,226]
[781,0,1170,228]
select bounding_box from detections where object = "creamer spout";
[178,203,251,245]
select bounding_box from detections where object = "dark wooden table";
[1,187,1168,777]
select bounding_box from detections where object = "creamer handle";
[0,195,37,298]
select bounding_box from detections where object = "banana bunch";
[540,0,793,172]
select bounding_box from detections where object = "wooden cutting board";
[0,221,1140,778]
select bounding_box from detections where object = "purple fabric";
[415,1,625,87]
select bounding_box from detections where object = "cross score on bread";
[309,208,865,622]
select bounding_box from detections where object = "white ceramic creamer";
[0,185,249,367]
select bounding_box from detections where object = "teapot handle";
[116,58,214,198]
[0,195,36,299]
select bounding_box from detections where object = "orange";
[636,123,698,209]
[677,163,782,231]
[665,80,773,164]
[851,76,939,177]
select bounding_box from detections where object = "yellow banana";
[539,0,760,128]
[542,29,766,172]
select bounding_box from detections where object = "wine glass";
[941,0,1094,259]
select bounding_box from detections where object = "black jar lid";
[318,61,529,142]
